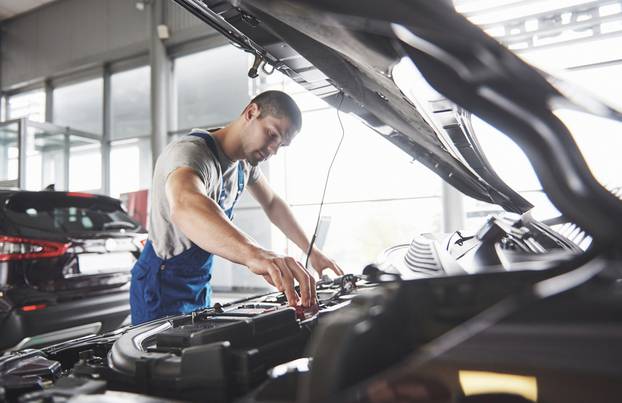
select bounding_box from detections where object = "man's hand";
[245,250,317,307]
[308,247,344,277]
[166,168,316,307]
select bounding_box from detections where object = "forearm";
[165,168,317,306]
[264,196,312,252]
[264,196,343,276]
[170,192,263,265]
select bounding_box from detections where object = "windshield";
[3,193,141,234]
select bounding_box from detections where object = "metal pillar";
[17,118,27,189]
[63,131,70,190]
[150,0,170,170]
[44,80,53,122]
[1,96,7,121]
[0,141,8,179]
[139,137,152,190]
[102,64,111,195]
[441,181,465,233]
[43,80,54,190]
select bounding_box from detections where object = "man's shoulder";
[153,133,221,189]
[154,135,220,181]
[166,132,217,159]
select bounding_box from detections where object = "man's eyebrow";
[272,125,290,144]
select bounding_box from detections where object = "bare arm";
[248,175,344,276]
[165,167,316,306]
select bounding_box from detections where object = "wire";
[305,93,346,270]
[445,231,458,251]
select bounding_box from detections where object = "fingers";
[262,274,275,287]
[273,259,301,307]
[311,249,344,277]
[316,260,344,277]
[265,264,284,292]
[248,252,317,307]
[286,257,316,306]
[331,261,345,276]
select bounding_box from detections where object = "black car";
[1,1,622,402]
[0,190,146,352]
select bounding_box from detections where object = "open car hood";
[173,0,622,245]
[173,0,533,214]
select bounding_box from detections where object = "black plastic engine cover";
[107,305,310,402]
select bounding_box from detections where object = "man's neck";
[211,123,244,161]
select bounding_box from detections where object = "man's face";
[242,104,297,166]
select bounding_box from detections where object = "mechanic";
[130,90,343,325]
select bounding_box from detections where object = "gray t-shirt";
[149,129,263,259]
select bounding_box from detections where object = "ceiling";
[0,0,56,21]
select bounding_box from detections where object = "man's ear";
[244,103,260,121]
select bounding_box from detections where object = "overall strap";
[188,130,245,210]
[189,130,219,158]
[189,131,227,208]
[224,162,245,220]
[234,161,245,205]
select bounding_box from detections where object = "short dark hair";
[249,90,302,133]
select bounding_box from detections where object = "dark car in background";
[0,190,146,351]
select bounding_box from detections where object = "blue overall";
[130,132,245,325]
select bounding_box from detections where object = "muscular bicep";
[165,167,206,212]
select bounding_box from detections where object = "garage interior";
[1,0,619,293]
[0,0,621,355]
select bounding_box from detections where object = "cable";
[445,231,458,251]
[305,93,346,270]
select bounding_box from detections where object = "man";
[130,90,343,325]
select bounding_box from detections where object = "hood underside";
[173,0,622,244]
[173,0,533,213]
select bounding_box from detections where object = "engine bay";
[2,212,609,403]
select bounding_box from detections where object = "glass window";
[519,35,622,72]
[286,198,442,273]
[252,69,443,272]
[279,108,441,205]
[463,190,560,232]
[69,136,101,191]
[111,66,151,140]
[520,191,560,220]
[470,116,542,192]
[53,78,103,135]
[463,196,505,233]
[175,45,250,131]
[25,126,67,191]
[0,122,19,187]
[110,138,151,199]
[462,116,548,227]
[7,90,45,122]
[554,108,622,190]
[25,147,42,191]
[563,63,622,111]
